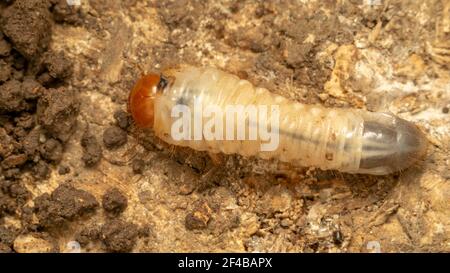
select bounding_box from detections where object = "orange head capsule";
[128,73,168,128]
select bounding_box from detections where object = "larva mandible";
[128,66,428,175]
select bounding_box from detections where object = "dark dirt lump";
[31,160,51,180]
[39,138,63,162]
[80,131,102,167]
[57,165,70,175]
[100,219,138,253]
[0,226,17,253]
[103,126,127,149]
[34,51,73,85]
[131,158,145,174]
[0,60,11,82]
[102,187,128,215]
[51,0,83,25]
[1,0,52,60]
[0,192,17,218]
[75,226,100,247]
[113,110,132,130]
[36,87,79,143]
[0,80,33,113]
[33,183,99,228]
[1,153,27,169]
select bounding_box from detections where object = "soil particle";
[4,180,30,206]
[39,138,63,162]
[0,192,17,217]
[51,0,83,25]
[1,153,27,169]
[0,226,18,248]
[13,233,57,253]
[257,185,293,215]
[113,110,132,130]
[80,131,102,167]
[20,205,37,232]
[131,158,145,174]
[36,87,79,143]
[184,200,213,230]
[283,42,314,68]
[35,51,73,85]
[102,126,127,149]
[100,219,139,253]
[21,78,45,100]
[156,0,205,31]
[57,164,70,175]
[171,147,210,173]
[165,163,199,195]
[2,168,20,180]
[0,33,12,57]
[0,128,16,158]
[31,160,51,180]
[0,60,11,83]
[0,80,33,113]
[10,52,26,71]
[75,226,100,247]
[33,183,99,229]
[280,218,293,228]
[0,0,52,60]
[22,127,42,158]
[137,225,151,238]
[232,27,272,53]
[0,243,12,252]
[332,230,343,246]
[102,187,128,215]
[14,113,35,129]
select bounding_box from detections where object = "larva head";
[128,73,168,128]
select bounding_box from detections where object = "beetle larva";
[128,66,427,175]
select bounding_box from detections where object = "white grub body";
[153,67,427,175]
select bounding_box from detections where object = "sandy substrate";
[0,0,449,253]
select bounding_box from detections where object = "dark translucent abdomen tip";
[358,112,428,175]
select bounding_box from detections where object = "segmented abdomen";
[153,67,366,173]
